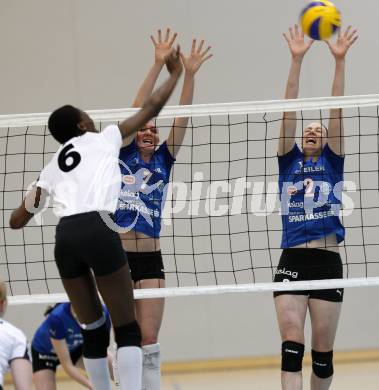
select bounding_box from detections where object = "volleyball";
[300,1,341,40]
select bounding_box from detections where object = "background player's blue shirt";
[31,303,110,354]
[278,143,345,248]
[114,140,175,238]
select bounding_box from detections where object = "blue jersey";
[114,140,175,238]
[32,303,110,355]
[278,143,345,248]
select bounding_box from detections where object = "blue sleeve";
[278,144,302,172]
[323,143,344,172]
[157,141,175,170]
[48,315,66,340]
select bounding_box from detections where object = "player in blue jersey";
[32,303,111,390]
[114,28,212,390]
[274,25,357,390]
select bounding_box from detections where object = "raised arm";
[119,46,183,144]
[166,39,212,158]
[51,338,92,389]
[279,25,313,156]
[132,28,177,108]
[326,26,358,156]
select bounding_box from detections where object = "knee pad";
[142,343,161,370]
[114,320,141,348]
[312,350,334,378]
[281,341,305,372]
[81,318,110,359]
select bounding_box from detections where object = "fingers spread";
[201,53,213,64]
[289,27,294,40]
[169,32,178,46]
[197,39,205,53]
[294,24,299,37]
[201,46,211,57]
[165,27,170,42]
[150,35,157,46]
[191,38,197,53]
[343,25,352,37]
[347,29,358,41]
[283,32,290,44]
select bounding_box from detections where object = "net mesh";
[1,95,379,303]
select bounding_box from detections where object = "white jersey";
[37,125,122,218]
[0,319,29,385]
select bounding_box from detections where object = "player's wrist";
[291,54,304,63]
[334,56,346,64]
[184,70,195,78]
[154,59,165,68]
[169,66,183,78]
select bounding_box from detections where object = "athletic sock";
[142,343,161,390]
[117,346,142,390]
[83,357,112,390]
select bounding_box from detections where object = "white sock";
[117,346,142,390]
[83,357,112,390]
[142,343,161,390]
[112,342,120,388]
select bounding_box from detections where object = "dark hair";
[48,105,82,144]
[44,303,64,317]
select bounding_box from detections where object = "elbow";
[9,215,22,230]
[9,211,28,230]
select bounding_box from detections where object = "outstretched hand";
[151,28,178,65]
[165,45,183,77]
[180,39,212,75]
[283,24,314,59]
[326,26,358,60]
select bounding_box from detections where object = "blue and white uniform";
[114,140,175,238]
[274,143,345,302]
[32,303,110,356]
[278,143,345,248]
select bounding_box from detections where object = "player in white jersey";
[9,48,183,390]
[0,279,32,390]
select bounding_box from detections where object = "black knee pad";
[281,341,305,372]
[114,320,141,348]
[81,322,110,359]
[312,350,334,378]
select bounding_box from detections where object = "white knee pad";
[142,343,161,390]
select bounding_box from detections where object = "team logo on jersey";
[100,159,167,234]
[123,175,135,185]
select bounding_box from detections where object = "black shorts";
[55,211,127,279]
[273,248,344,302]
[31,346,83,373]
[127,251,165,282]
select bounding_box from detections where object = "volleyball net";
[1,94,379,305]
